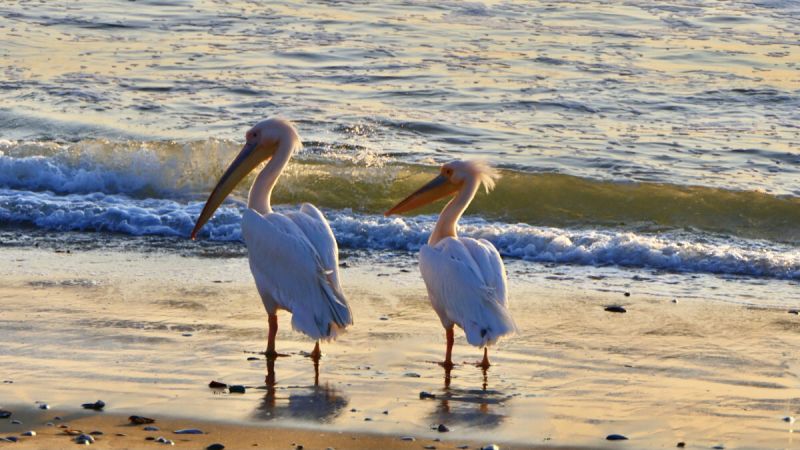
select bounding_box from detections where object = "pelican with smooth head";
[192,118,353,364]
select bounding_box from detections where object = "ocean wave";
[1,189,798,280]
[1,139,799,245]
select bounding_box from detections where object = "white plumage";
[419,236,515,347]
[191,118,352,357]
[385,159,516,368]
[242,205,352,340]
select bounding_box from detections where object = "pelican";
[385,161,516,369]
[191,118,352,361]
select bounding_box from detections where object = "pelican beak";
[384,174,459,216]
[191,140,262,239]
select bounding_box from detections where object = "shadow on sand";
[427,365,510,429]
[253,357,349,423]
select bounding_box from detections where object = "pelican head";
[385,160,499,216]
[191,118,299,239]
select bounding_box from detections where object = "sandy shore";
[0,408,554,450]
[0,245,799,449]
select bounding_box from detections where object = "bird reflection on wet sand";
[255,357,348,423]
[430,365,509,429]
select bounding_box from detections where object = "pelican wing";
[419,237,516,347]
[242,208,352,340]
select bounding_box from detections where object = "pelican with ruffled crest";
[385,160,516,369]
[191,118,353,362]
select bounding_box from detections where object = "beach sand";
[1,244,799,449]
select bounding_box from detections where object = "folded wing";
[242,207,352,340]
[419,237,516,347]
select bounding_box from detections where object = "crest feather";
[462,160,500,193]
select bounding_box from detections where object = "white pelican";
[191,118,352,361]
[385,161,516,369]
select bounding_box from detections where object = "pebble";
[400,436,416,441]
[144,425,160,431]
[247,357,259,361]
[21,431,36,437]
[606,434,628,441]
[382,410,389,415]
[0,410,11,419]
[604,305,627,313]
[379,316,389,321]
[208,380,227,388]
[75,434,95,444]
[174,428,204,434]
[419,391,436,400]
[783,416,796,423]
[229,385,246,394]
[676,443,685,448]
[10,419,21,425]
[38,404,50,410]
[789,310,799,315]
[146,437,156,441]
[3,437,19,442]
[424,446,437,450]
[364,418,372,421]
[437,424,449,432]
[46,422,54,427]
[672,299,678,303]
[129,415,155,424]
[81,400,105,410]
[54,416,63,420]
[457,446,469,449]
[404,372,421,378]
[712,445,724,450]
[481,445,499,450]
[116,433,127,437]
[207,444,226,450]
[182,333,193,337]
[89,431,104,436]
[624,292,631,297]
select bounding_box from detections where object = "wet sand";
[0,245,799,449]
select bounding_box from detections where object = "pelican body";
[192,118,352,360]
[385,161,516,368]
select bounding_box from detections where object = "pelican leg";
[478,347,491,370]
[265,314,289,359]
[440,326,455,369]
[310,340,321,362]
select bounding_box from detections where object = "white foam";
[1,188,798,281]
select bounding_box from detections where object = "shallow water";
[1,1,799,294]
[0,247,798,449]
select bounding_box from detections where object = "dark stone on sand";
[364,418,372,421]
[0,411,11,419]
[89,431,103,436]
[54,416,63,421]
[383,410,389,415]
[789,310,799,315]
[75,434,95,444]
[207,444,225,450]
[247,357,259,361]
[4,437,18,442]
[605,305,627,313]
[606,434,628,441]
[10,420,21,425]
[209,380,227,389]
[116,433,127,437]
[143,426,159,431]
[129,415,155,425]
[174,429,204,434]
[624,292,630,297]
[676,443,685,448]
[21,431,35,437]
[296,445,304,450]
[81,400,105,410]
[229,385,246,394]
[146,437,156,441]
[419,391,436,400]
[437,424,449,432]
